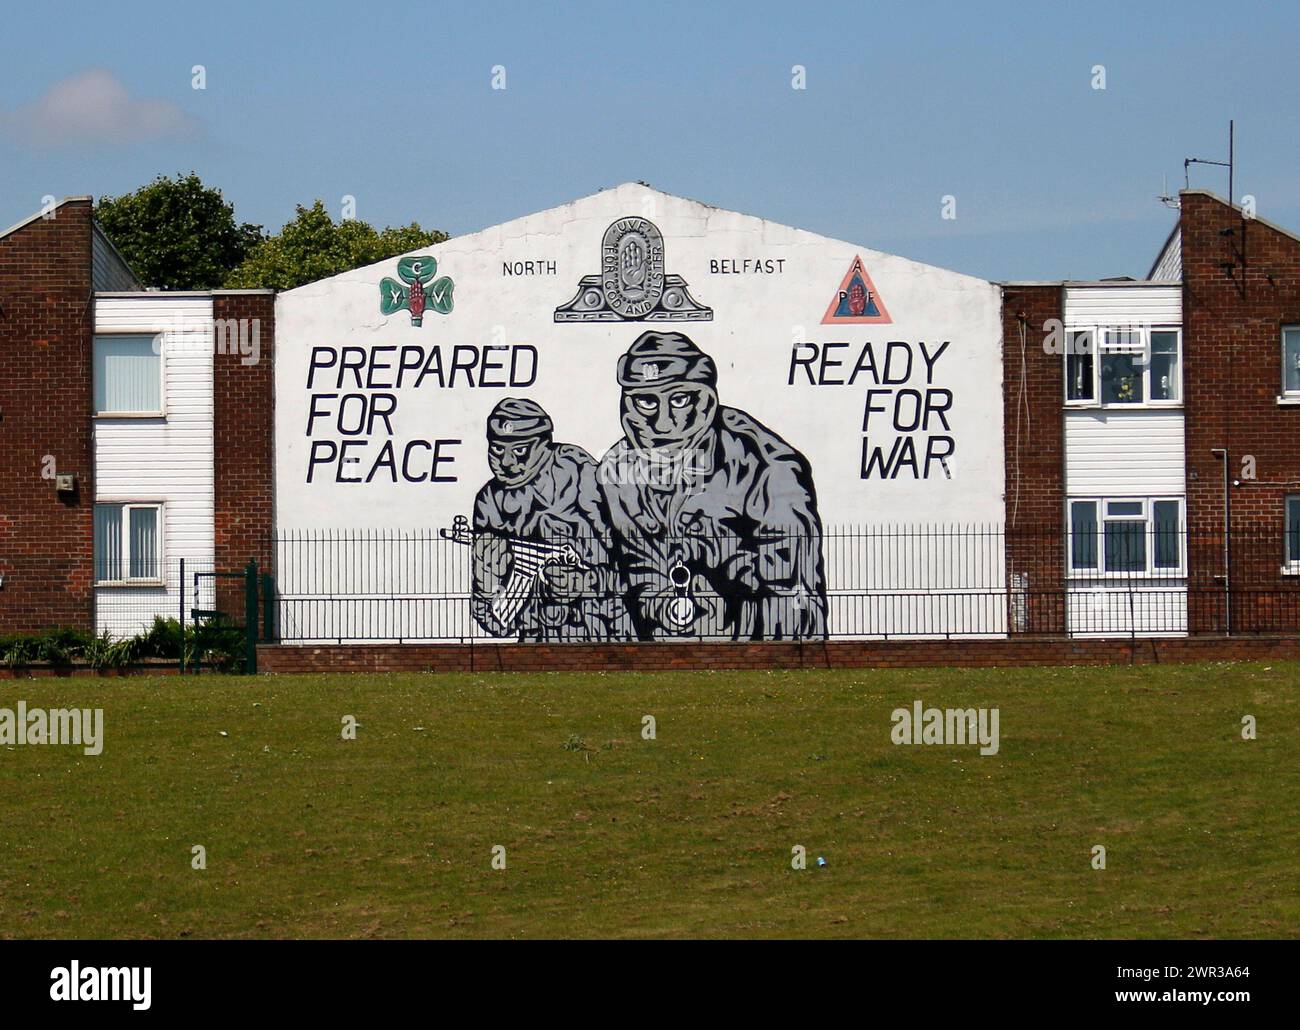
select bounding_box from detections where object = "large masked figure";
[598,331,827,640]
[469,398,628,641]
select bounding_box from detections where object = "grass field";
[1,661,1297,939]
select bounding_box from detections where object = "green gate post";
[261,572,275,643]
[245,559,259,674]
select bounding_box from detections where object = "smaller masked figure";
[468,398,628,641]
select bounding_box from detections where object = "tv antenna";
[1184,120,1235,204]
[1157,172,1179,209]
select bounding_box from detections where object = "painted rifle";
[440,515,589,630]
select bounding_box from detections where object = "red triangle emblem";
[821,256,891,324]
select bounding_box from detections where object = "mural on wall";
[448,398,629,642]
[555,217,712,322]
[451,332,828,642]
[275,184,1007,642]
[380,256,454,326]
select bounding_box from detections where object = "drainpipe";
[1211,448,1231,634]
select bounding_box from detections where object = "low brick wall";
[256,635,1300,675]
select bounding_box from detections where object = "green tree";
[225,201,448,291]
[95,173,264,290]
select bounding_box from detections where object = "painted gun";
[440,515,588,629]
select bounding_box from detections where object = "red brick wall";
[212,292,276,602]
[1001,284,1066,633]
[1181,191,1300,631]
[0,201,95,632]
[257,635,1300,674]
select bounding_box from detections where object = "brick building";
[1002,190,1300,636]
[0,199,273,636]
[2,186,1297,646]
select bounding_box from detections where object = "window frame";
[1282,325,1300,401]
[92,333,166,418]
[1066,496,1186,579]
[1064,329,1096,403]
[1286,494,1300,573]
[1062,324,1183,410]
[93,501,165,586]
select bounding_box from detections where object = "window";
[1103,500,1146,571]
[1099,329,1145,405]
[1068,497,1184,575]
[1288,495,1300,568]
[1064,326,1181,407]
[1070,500,1098,569]
[1284,327,1300,398]
[94,503,161,583]
[1149,331,1180,401]
[1066,331,1094,402]
[1152,499,1181,569]
[94,335,162,415]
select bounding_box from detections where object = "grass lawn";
[1,661,1297,939]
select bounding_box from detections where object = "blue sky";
[2,0,1296,281]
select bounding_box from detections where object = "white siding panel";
[1068,584,1188,636]
[1149,229,1181,282]
[1064,410,1186,496]
[93,296,215,637]
[1063,285,1181,326]
[91,229,140,291]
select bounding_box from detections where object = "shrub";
[0,620,245,673]
[83,631,143,670]
[141,615,244,671]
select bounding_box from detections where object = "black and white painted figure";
[469,398,628,641]
[599,331,828,640]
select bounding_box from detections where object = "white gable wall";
[274,184,1007,639]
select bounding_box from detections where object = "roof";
[280,180,1000,296]
[998,279,1182,288]
[94,289,276,297]
[0,196,93,241]
[92,221,143,290]
[1146,220,1181,280]
[1180,188,1300,248]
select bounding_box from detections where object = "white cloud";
[1,69,198,149]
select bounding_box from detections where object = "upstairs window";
[1148,330,1181,402]
[1066,330,1094,402]
[1064,326,1181,408]
[93,334,162,415]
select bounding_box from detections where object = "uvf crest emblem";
[601,217,664,317]
[555,216,711,322]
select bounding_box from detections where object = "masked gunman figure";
[469,398,628,641]
[598,331,827,640]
